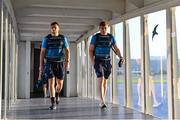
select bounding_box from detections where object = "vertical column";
[84,39,88,97]
[144,15,153,114]
[171,7,179,119]
[81,40,86,97]
[25,41,31,98]
[8,18,12,109]
[0,0,3,118]
[11,30,15,103]
[123,22,126,106]
[111,25,117,103]
[17,41,28,98]
[14,41,18,100]
[166,8,174,119]
[88,38,93,98]
[87,37,90,97]
[77,43,81,96]
[125,21,132,108]
[4,8,8,119]
[63,40,73,97]
[85,38,90,97]
[109,26,113,103]
[140,15,145,112]
[30,44,34,94]
[69,42,77,96]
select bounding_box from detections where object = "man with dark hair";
[39,22,70,110]
[89,21,124,108]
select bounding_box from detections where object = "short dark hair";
[99,21,109,27]
[50,22,60,26]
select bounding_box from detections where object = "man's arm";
[65,48,70,70]
[89,44,95,65]
[39,48,46,72]
[112,44,123,59]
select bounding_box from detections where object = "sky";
[114,9,175,59]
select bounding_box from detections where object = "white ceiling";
[10,0,161,42]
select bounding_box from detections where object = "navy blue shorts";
[94,59,112,79]
[44,62,64,80]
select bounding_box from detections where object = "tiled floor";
[7,97,159,119]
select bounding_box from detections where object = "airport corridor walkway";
[7,97,159,119]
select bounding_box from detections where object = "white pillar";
[11,30,15,103]
[171,7,180,119]
[8,17,12,110]
[166,7,174,119]
[68,42,78,97]
[87,37,94,98]
[122,22,126,106]
[140,15,145,112]
[25,41,31,98]
[18,42,28,98]
[125,21,132,108]
[0,0,3,118]
[14,41,18,100]
[144,15,153,115]
[4,8,9,119]
[111,24,118,104]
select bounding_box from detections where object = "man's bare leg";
[98,77,107,108]
[55,79,64,104]
[48,77,56,110]
[43,84,47,98]
[103,79,107,98]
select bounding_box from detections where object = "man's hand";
[118,57,124,67]
[38,71,42,80]
[65,62,70,74]
[65,62,70,71]
[39,65,44,74]
[91,59,95,66]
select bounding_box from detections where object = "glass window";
[148,10,168,119]
[114,22,125,105]
[128,17,141,111]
